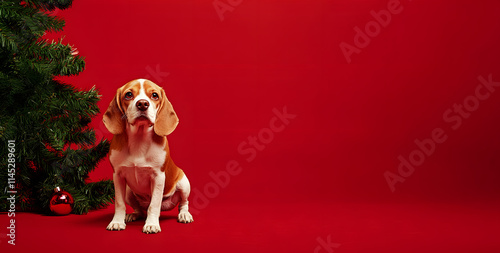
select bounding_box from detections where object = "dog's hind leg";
[125,186,144,222]
[176,174,194,223]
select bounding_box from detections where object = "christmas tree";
[0,0,114,214]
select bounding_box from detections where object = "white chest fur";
[109,126,166,195]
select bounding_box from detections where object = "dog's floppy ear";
[154,88,179,136]
[103,87,125,135]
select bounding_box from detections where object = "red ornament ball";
[49,187,74,215]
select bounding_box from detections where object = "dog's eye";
[151,92,159,100]
[124,92,133,100]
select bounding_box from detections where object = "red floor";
[2,200,499,252]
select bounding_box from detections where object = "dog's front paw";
[143,224,161,234]
[106,221,126,231]
[178,211,193,223]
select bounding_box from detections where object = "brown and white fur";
[103,79,193,234]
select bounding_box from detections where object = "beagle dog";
[103,79,193,234]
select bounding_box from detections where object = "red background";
[3,0,500,252]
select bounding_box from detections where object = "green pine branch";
[23,0,73,12]
[0,0,113,214]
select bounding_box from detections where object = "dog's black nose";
[136,99,149,111]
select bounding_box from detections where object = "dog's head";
[103,79,178,136]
